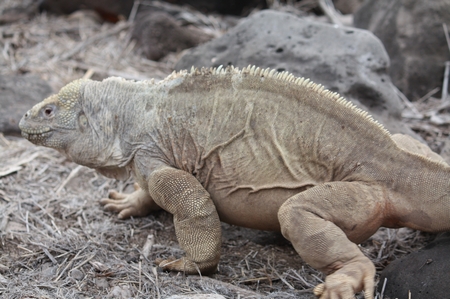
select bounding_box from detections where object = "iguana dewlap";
[19,66,450,299]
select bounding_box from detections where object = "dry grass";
[0,0,176,91]
[0,1,440,298]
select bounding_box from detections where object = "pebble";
[70,268,84,280]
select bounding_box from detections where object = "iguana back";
[77,66,400,229]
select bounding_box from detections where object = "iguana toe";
[156,257,217,275]
[314,256,375,299]
[100,198,140,219]
[99,185,160,219]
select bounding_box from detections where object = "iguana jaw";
[19,115,69,149]
[20,126,53,143]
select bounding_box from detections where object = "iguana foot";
[100,183,161,219]
[155,257,217,275]
[313,256,375,299]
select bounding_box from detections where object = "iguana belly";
[208,185,312,231]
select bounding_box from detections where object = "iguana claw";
[155,257,217,275]
[99,183,160,219]
[313,257,375,299]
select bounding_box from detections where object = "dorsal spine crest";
[159,65,391,136]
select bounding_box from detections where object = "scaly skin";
[19,66,450,299]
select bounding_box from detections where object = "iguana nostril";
[24,111,30,118]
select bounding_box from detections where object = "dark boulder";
[354,0,450,100]
[379,232,450,298]
[0,75,53,135]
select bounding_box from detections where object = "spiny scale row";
[182,65,390,135]
[238,65,389,135]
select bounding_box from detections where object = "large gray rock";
[132,12,212,61]
[0,75,53,135]
[38,0,266,18]
[354,0,450,101]
[378,232,450,298]
[176,10,411,135]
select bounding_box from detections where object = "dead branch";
[58,22,131,61]
[318,0,342,25]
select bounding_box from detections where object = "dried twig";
[140,233,155,261]
[0,133,10,146]
[128,0,141,23]
[417,87,440,103]
[379,277,387,299]
[0,152,40,178]
[54,244,89,281]
[72,253,96,271]
[0,189,12,202]
[42,247,58,265]
[442,61,450,101]
[55,165,83,194]
[188,276,262,297]
[27,213,58,238]
[442,24,450,102]
[443,23,450,54]
[271,267,295,290]
[58,22,131,61]
[318,0,342,25]
[395,86,423,119]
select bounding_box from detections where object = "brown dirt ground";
[1,0,449,298]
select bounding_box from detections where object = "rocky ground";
[0,0,448,298]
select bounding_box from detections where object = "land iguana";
[19,66,450,299]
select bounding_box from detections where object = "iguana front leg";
[147,166,222,274]
[100,183,161,219]
[278,182,387,299]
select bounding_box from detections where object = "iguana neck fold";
[72,78,155,169]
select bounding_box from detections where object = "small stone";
[107,286,132,299]
[70,268,84,280]
[41,262,57,278]
[95,277,109,289]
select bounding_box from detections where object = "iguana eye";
[43,106,54,118]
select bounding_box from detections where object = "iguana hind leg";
[278,182,387,299]
[148,166,222,274]
[100,183,161,219]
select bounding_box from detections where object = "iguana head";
[19,78,126,170]
[20,79,86,150]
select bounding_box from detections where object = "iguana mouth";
[21,127,52,140]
